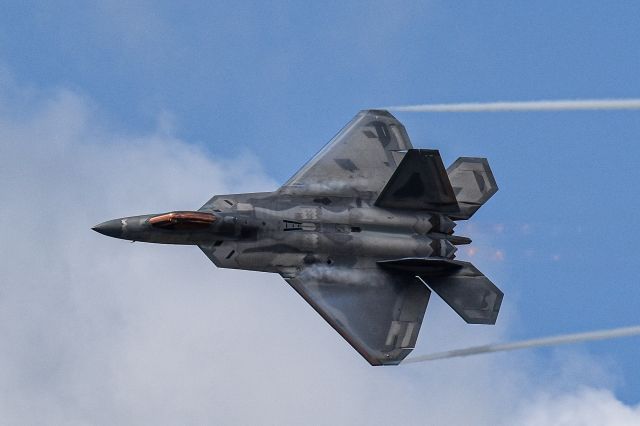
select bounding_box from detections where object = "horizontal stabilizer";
[375,149,459,212]
[420,261,503,325]
[447,157,498,220]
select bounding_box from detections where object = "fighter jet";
[93,110,502,365]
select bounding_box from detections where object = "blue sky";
[2,1,640,424]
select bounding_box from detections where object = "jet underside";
[94,110,502,365]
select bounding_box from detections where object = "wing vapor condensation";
[403,325,640,364]
[386,99,640,113]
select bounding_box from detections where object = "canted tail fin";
[374,149,459,212]
[374,151,498,219]
[447,157,498,220]
[378,257,503,325]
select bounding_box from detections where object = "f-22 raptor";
[94,110,503,365]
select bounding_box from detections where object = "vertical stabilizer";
[375,149,459,211]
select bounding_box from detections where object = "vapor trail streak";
[403,325,640,364]
[386,99,640,113]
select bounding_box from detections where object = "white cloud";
[0,77,638,425]
[513,388,640,426]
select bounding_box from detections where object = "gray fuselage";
[93,191,465,276]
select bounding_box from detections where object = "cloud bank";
[1,77,639,425]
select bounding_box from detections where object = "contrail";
[402,325,640,364]
[386,99,640,113]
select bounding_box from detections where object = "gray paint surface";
[93,110,502,366]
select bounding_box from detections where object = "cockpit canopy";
[148,211,216,230]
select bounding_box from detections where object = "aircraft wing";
[279,110,413,198]
[282,265,430,365]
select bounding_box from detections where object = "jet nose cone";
[92,219,123,238]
